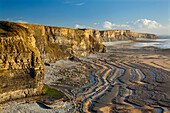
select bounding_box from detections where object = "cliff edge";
[82,29,157,42]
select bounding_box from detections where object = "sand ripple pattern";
[75,58,170,113]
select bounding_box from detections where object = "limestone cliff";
[0,21,106,103]
[82,29,157,42]
[0,21,156,103]
[0,35,44,103]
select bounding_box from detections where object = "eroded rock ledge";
[0,21,156,103]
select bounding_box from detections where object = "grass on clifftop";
[42,85,65,97]
[0,21,30,37]
[0,28,7,33]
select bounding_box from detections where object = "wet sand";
[88,44,169,113]
[46,41,170,113]
[74,41,170,113]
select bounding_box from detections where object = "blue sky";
[0,0,170,35]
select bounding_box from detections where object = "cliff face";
[83,29,157,42]
[0,36,44,103]
[0,21,156,103]
[0,21,106,103]
[19,24,106,63]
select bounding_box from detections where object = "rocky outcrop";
[0,36,44,103]
[82,29,157,42]
[0,21,106,103]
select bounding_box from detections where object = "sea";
[135,38,170,49]
[102,37,170,49]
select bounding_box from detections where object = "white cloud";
[16,20,28,23]
[74,19,170,35]
[75,3,85,6]
[103,21,112,29]
[75,24,86,29]
[93,22,98,25]
[102,19,169,35]
[0,18,28,24]
[75,24,93,29]
[64,1,85,6]
[103,21,130,29]
[169,18,170,21]
[128,19,169,35]
[129,19,162,29]
[6,18,10,21]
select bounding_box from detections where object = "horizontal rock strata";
[83,29,157,42]
[0,36,44,103]
[0,21,157,104]
[0,21,106,103]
